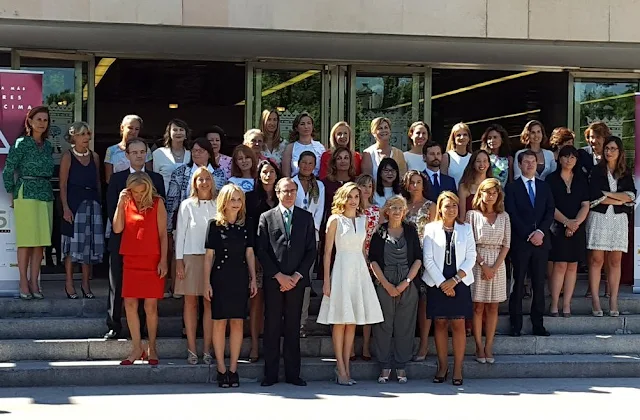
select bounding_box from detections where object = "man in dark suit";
[256,177,317,387]
[103,138,166,339]
[505,150,554,337]
[421,140,457,202]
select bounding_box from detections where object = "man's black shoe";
[286,378,307,386]
[509,330,521,337]
[260,379,278,387]
[533,328,550,337]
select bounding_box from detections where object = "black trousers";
[106,248,146,336]
[509,245,548,333]
[262,278,305,382]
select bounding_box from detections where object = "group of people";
[3,106,635,387]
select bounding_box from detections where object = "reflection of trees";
[578,82,636,169]
[46,89,75,106]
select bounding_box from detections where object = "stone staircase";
[1,277,639,387]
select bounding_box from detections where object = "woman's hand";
[395,281,410,294]
[323,281,331,297]
[63,207,74,224]
[118,189,130,206]
[565,227,574,238]
[384,282,400,297]
[205,284,213,302]
[566,219,579,233]
[176,259,185,280]
[481,264,495,281]
[157,259,168,278]
[249,279,258,298]
[440,278,457,296]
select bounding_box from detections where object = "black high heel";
[452,377,464,386]
[81,287,95,299]
[217,371,230,388]
[65,287,78,300]
[433,367,449,384]
[228,371,240,387]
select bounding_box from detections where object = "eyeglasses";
[192,148,207,154]
[382,168,397,174]
[389,206,405,212]
[604,147,619,153]
[277,188,297,195]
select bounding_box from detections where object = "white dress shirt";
[293,175,325,234]
[175,198,217,258]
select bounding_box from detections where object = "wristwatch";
[479,260,485,267]
[405,277,412,284]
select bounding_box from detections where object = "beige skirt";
[175,254,205,296]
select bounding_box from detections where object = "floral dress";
[363,205,380,256]
[490,154,509,187]
[405,200,433,242]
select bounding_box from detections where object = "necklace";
[72,147,90,157]
[171,148,185,162]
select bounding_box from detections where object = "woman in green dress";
[2,106,55,299]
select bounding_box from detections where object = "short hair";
[329,121,352,149]
[188,166,217,202]
[422,140,443,155]
[517,149,538,164]
[231,144,259,178]
[371,117,391,134]
[331,182,362,215]
[548,127,575,152]
[120,114,143,135]
[215,184,246,227]
[189,136,217,168]
[67,121,91,144]
[380,194,408,220]
[434,191,463,225]
[275,177,297,193]
[162,119,190,148]
[472,178,505,214]
[125,172,159,212]
[203,125,226,142]
[125,137,147,153]
[298,150,317,165]
[375,157,401,197]
[25,106,51,140]
[243,128,264,145]
[446,122,472,153]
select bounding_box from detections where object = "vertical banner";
[634,93,640,294]
[0,70,43,296]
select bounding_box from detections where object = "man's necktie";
[284,209,292,236]
[527,180,535,206]
[433,173,440,190]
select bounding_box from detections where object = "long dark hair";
[599,136,628,179]
[254,159,281,209]
[480,124,510,157]
[376,157,401,197]
[188,137,217,168]
[458,150,493,189]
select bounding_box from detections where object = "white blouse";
[153,146,191,192]
[291,140,326,176]
[175,198,217,258]
[293,175,325,233]
[404,151,427,172]
[446,150,471,189]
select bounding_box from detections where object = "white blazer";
[293,175,325,233]
[421,221,477,287]
[153,146,191,192]
[513,148,556,181]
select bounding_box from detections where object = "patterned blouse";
[104,143,152,173]
[490,154,509,187]
[3,136,54,202]
[262,140,288,168]
[217,154,232,179]
[363,205,380,255]
[405,199,433,241]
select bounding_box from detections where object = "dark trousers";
[262,278,305,382]
[106,248,146,335]
[509,245,547,332]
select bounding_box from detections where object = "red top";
[120,197,161,256]
[319,150,362,180]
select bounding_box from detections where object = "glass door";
[248,63,330,146]
[16,51,94,276]
[349,68,426,152]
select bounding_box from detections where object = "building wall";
[1,0,639,43]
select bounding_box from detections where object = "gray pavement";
[0,378,638,419]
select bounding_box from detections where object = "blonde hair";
[126,172,159,212]
[355,174,375,206]
[329,121,352,149]
[471,178,505,214]
[120,114,143,134]
[380,194,407,220]
[434,191,463,224]
[189,166,218,203]
[215,184,246,227]
[67,121,91,144]
[371,117,392,135]
[446,122,472,153]
[260,109,282,150]
[331,182,362,216]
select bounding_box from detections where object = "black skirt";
[426,283,473,320]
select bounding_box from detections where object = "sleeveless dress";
[317,215,384,325]
[120,197,164,299]
[490,154,509,187]
[446,150,471,188]
[290,140,326,176]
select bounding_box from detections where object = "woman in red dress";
[113,172,168,365]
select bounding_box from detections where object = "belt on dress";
[477,244,502,250]
[22,175,50,180]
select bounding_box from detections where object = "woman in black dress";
[422,191,476,386]
[547,146,590,317]
[204,184,258,388]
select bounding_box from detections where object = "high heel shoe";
[335,368,352,386]
[65,287,78,299]
[19,292,32,300]
[81,287,95,299]
[147,347,158,365]
[120,350,147,365]
[377,368,391,384]
[433,367,449,383]
[217,370,230,388]
[452,377,464,386]
[228,371,240,387]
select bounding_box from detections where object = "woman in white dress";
[317,182,384,386]
[175,167,217,365]
[260,109,288,167]
[513,120,556,180]
[281,112,325,177]
[153,119,191,192]
[586,136,636,317]
[362,117,407,183]
[441,122,472,188]
[404,121,430,172]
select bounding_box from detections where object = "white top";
[153,146,191,192]
[446,150,471,188]
[421,221,477,287]
[373,186,395,207]
[104,143,152,173]
[263,139,288,166]
[513,149,556,180]
[291,140,325,176]
[175,198,217,258]
[228,177,255,193]
[293,175,325,233]
[404,151,427,172]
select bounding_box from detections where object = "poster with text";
[634,93,640,294]
[0,70,43,296]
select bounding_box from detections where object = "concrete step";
[1,354,639,387]
[2,334,640,362]
[2,313,640,339]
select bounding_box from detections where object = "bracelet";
[454,274,461,284]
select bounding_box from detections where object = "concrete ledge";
[1,355,639,387]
